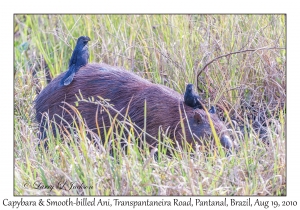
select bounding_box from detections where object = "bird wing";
[69,44,79,67]
[195,97,203,108]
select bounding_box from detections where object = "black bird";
[60,36,91,86]
[184,83,203,109]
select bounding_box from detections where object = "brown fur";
[35,63,231,149]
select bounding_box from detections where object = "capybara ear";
[208,105,216,114]
[194,111,203,124]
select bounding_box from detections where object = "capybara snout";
[35,63,233,151]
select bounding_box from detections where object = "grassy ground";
[14,14,286,195]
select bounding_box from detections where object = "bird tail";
[61,72,75,86]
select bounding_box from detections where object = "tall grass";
[14,14,286,195]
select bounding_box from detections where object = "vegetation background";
[14,14,286,195]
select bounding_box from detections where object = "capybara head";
[35,63,233,152]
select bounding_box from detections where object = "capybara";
[35,63,233,151]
